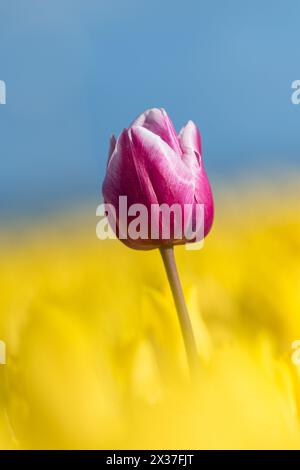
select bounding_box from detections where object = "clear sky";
[0,0,299,216]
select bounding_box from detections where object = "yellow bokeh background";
[0,176,300,449]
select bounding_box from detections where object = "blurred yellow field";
[1,177,300,449]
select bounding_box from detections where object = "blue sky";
[0,0,299,216]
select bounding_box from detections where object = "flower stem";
[159,246,198,375]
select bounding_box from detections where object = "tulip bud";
[102,108,214,250]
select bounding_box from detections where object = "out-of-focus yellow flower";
[0,177,300,449]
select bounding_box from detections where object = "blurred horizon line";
[1,164,299,232]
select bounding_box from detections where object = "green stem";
[160,245,198,375]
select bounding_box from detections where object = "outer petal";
[102,129,159,249]
[103,129,156,210]
[107,134,117,167]
[129,126,196,247]
[178,120,202,157]
[129,126,195,207]
[178,121,213,237]
[131,108,182,156]
[194,168,214,237]
[103,126,196,249]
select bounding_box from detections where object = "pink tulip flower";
[102,108,214,250]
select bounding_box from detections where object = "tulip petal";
[131,108,182,156]
[107,134,117,167]
[178,121,203,179]
[178,121,214,237]
[129,126,195,205]
[128,125,197,245]
[178,120,202,157]
[103,129,154,209]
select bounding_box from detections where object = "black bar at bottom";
[0,449,299,465]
